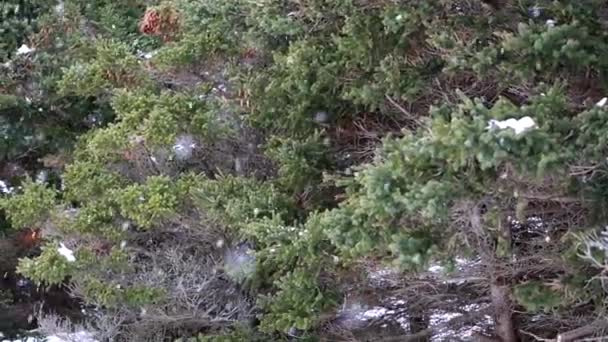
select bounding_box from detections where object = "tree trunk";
[409,307,429,335]
[491,213,518,342]
[470,202,518,342]
[490,280,518,342]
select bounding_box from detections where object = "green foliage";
[0,180,55,229]
[0,1,51,61]
[259,269,336,333]
[93,0,157,48]
[245,213,338,333]
[0,289,12,307]
[63,161,126,202]
[79,277,164,308]
[267,132,332,194]
[251,213,335,278]
[112,90,226,146]
[444,1,608,82]
[176,326,269,342]
[116,176,180,229]
[502,22,600,73]
[74,124,130,163]
[58,202,120,239]
[0,0,136,170]
[576,105,608,161]
[9,0,608,340]
[0,93,92,164]
[58,40,153,97]
[514,281,563,313]
[17,243,76,285]
[390,233,438,269]
[193,175,294,231]
[319,88,580,271]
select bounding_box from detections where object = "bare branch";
[556,319,608,342]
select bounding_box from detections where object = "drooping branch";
[522,319,608,342]
[520,193,588,204]
[377,329,431,342]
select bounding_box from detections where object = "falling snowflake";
[224,243,256,281]
[172,134,197,161]
[528,6,542,18]
[486,116,537,135]
[55,1,65,16]
[313,111,330,124]
[36,170,49,184]
[121,221,131,231]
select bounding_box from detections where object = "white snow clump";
[487,116,537,135]
[57,243,76,262]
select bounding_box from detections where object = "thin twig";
[384,94,424,127]
[520,329,555,341]
[521,193,587,204]
[577,336,608,341]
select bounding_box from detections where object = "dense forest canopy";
[2,0,608,341]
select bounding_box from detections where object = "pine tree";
[3,0,608,341]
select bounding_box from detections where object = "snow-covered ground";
[352,261,492,339]
[1,331,98,342]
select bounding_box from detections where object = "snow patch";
[2,331,98,342]
[359,306,388,320]
[0,180,14,194]
[335,302,370,329]
[367,267,399,288]
[597,97,608,107]
[430,311,462,326]
[427,264,444,274]
[47,331,98,342]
